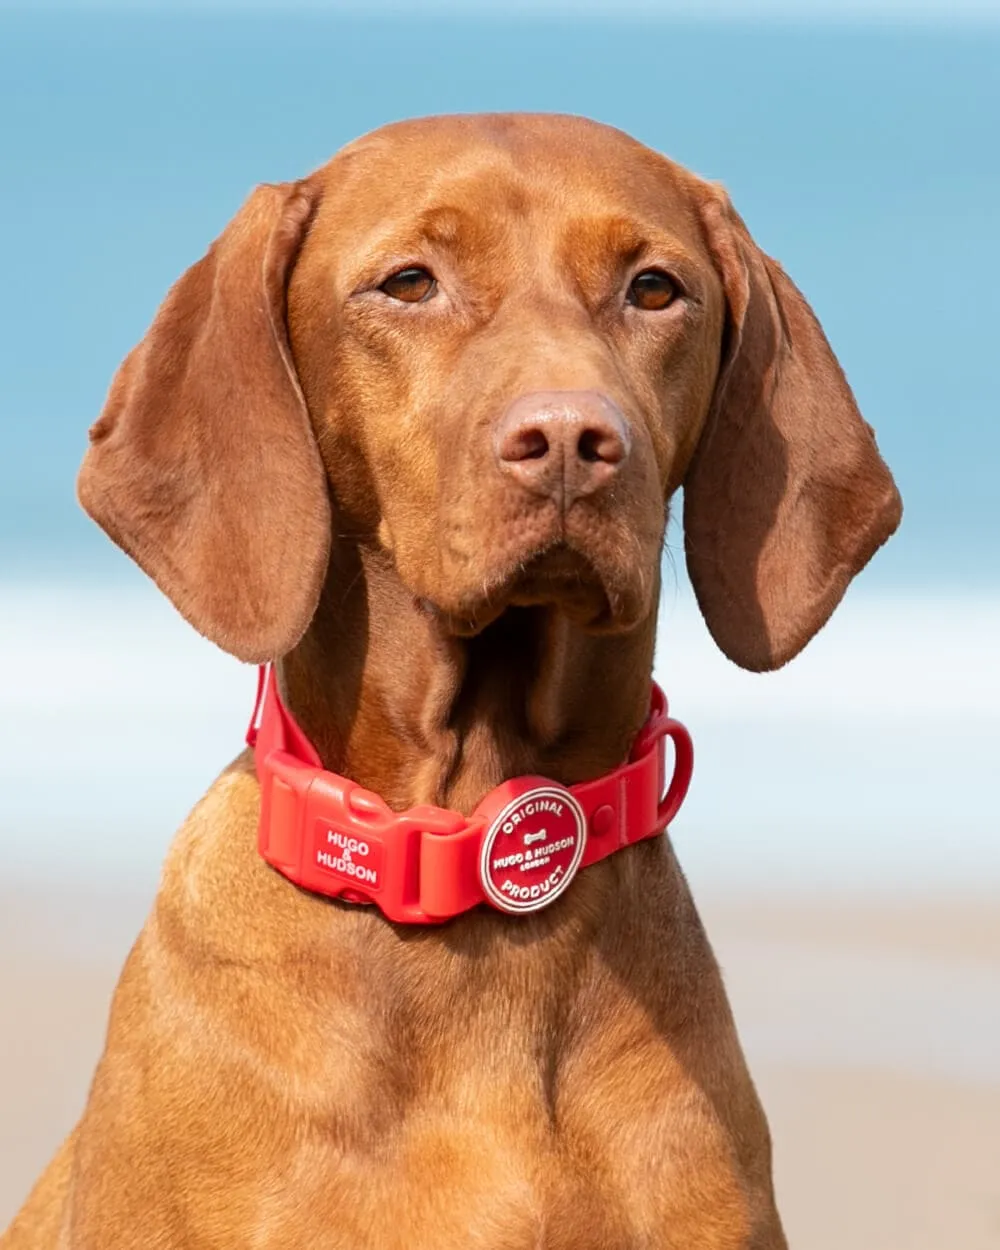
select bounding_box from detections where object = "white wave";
[656,589,1000,723]
[1,580,997,891]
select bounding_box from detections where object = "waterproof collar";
[248,665,693,925]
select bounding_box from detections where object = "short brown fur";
[4,114,900,1250]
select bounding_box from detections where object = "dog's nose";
[494,390,631,502]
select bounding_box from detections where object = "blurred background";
[1,1,998,1246]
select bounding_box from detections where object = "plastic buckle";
[301,770,473,924]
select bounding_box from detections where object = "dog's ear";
[78,181,331,663]
[683,189,901,672]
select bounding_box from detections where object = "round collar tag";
[478,783,587,914]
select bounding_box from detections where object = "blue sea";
[2,12,998,894]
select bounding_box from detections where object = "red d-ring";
[657,718,694,827]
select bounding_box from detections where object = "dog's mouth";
[508,545,610,612]
[423,544,617,638]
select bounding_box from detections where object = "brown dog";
[4,114,900,1249]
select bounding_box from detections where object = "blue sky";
[4,0,1000,16]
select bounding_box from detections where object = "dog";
[4,113,900,1250]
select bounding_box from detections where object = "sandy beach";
[2,884,998,1248]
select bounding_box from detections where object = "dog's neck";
[279,541,657,815]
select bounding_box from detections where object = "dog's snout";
[494,390,631,502]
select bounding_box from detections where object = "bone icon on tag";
[523,830,547,846]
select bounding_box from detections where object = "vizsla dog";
[4,114,900,1249]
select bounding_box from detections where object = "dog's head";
[79,114,900,672]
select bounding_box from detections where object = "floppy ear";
[78,181,331,663]
[683,190,902,672]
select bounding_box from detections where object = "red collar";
[247,665,693,925]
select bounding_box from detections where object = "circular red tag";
[478,784,587,915]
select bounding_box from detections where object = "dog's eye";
[627,270,677,311]
[380,267,437,303]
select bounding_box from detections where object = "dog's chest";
[110,793,775,1248]
[250,1118,754,1250]
[234,1050,758,1250]
[247,943,760,1247]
